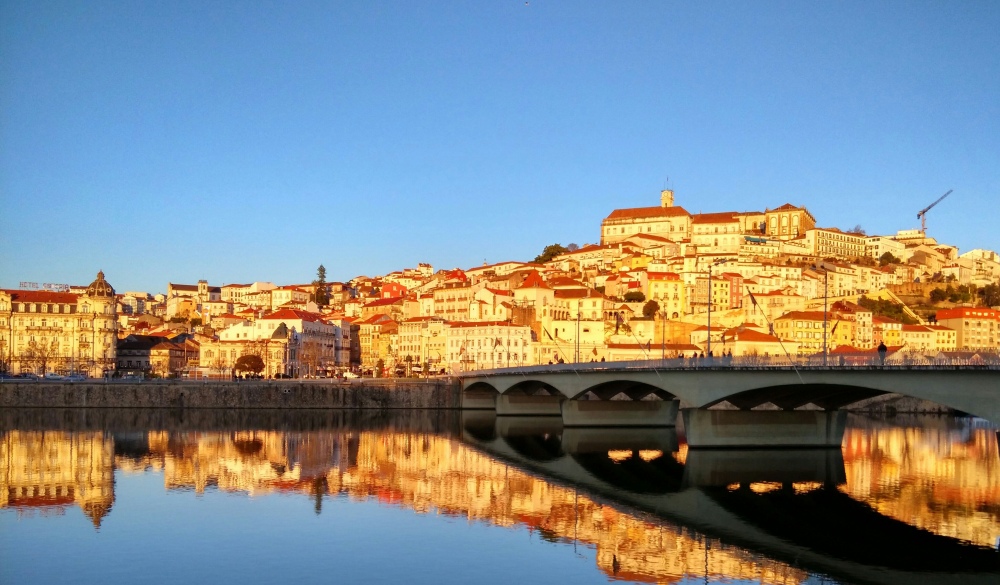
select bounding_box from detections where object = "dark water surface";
[1,409,998,585]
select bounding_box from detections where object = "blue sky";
[2,1,998,294]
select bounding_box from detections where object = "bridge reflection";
[462,411,1000,584]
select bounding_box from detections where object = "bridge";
[459,360,1000,447]
[462,412,1000,585]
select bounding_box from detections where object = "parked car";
[342,371,359,379]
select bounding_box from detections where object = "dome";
[271,323,289,339]
[86,270,115,298]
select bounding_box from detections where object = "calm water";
[1,409,998,585]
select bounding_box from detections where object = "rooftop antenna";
[917,189,953,234]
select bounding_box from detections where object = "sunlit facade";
[0,271,118,377]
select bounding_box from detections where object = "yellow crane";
[917,189,953,234]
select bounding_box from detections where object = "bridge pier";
[496,393,564,416]
[682,409,847,448]
[682,448,846,487]
[461,389,497,409]
[562,399,678,427]
[561,426,678,454]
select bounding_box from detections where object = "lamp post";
[706,259,730,360]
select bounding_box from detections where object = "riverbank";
[0,379,461,410]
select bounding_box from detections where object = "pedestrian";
[878,341,888,366]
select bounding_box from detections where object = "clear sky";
[2,1,998,294]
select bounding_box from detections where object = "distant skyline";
[2,1,998,294]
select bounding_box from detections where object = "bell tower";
[660,189,674,208]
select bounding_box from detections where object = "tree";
[857,296,918,325]
[879,252,902,266]
[299,339,322,377]
[642,300,660,318]
[312,264,329,307]
[533,244,569,264]
[846,224,866,236]
[21,337,59,375]
[234,354,265,375]
[566,243,580,252]
[210,357,227,378]
[623,291,645,303]
[979,282,1000,307]
[929,287,948,303]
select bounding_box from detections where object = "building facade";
[0,272,118,377]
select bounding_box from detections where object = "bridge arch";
[505,379,564,397]
[707,384,888,411]
[577,380,676,402]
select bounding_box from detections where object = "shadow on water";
[461,412,1000,582]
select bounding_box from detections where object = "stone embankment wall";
[847,393,955,415]
[0,379,462,410]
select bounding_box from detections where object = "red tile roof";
[261,308,325,322]
[935,307,1000,321]
[691,212,738,224]
[647,272,681,280]
[554,289,604,299]
[517,271,550,290]
[2,289,78,303]
[605,206,690,221]
[363,296,405,308]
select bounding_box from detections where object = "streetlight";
[706,259,730,360]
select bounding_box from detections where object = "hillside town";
[3,190,999,379]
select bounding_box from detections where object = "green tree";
[878,252,902,266]
[234,354,265,375]
[979,283,1000,307]
[312,264,329,307]
[623,291,645,303]
[857,296,918,325]
[533,244,569,264]
[642,299,660,318]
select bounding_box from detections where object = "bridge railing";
[460,352,1000,377]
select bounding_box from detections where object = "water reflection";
[2,409,999,585]
[842,415,1000,549]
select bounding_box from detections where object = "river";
[1,409,998,584]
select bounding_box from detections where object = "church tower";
[660,189,674,207]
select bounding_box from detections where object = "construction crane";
[917,189,953,234]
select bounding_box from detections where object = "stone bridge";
[459,362,1000,446]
